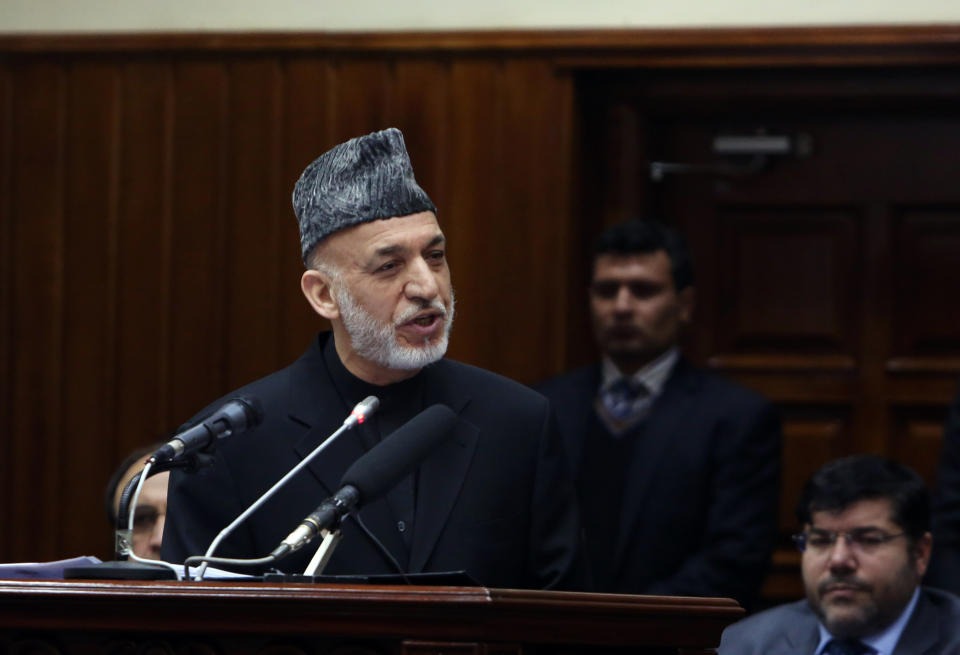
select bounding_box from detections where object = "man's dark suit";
[161,333,585,590]
[718,587,960,654]
[536,358,780,605]
[928,381,960,595]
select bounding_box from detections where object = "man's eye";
[627,283,658,298]
[428,250,445,262]
[806,533,834,547]
[591,283,619,299]
[852,532,887,547]
[377,261,398,273]
[132,511,157,529]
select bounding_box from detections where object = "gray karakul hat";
[292,127,437,265]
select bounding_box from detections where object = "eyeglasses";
[792,528,906,554]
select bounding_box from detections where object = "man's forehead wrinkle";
[366,229,445,259]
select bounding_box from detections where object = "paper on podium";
[0,556,250,580]
[0,556,104,579]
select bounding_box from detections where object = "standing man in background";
[537,218,781,607]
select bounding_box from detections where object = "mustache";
[395,298,448,325]
[818,576,872,595]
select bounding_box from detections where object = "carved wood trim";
[1,25,959,66]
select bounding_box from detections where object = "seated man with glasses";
[720,454,960,655]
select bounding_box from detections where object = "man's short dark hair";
[592,219,694,291]
[796,454,930,540]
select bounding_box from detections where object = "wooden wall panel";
[167,61,230,422]
[778,414,848,532]
[393,58,451,216]
[224,59,285,390]
[496,60,571,382]
[57,62,122,556]
[889,408,948,486]
[280,58,335,364]
[894,209,960,358]
[0,62,12,560]
[7,62,67,562]
[114,61,174,452]
[716,208,860,355]
[443,59,501,368]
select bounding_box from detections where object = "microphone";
[152,397,264,463]
[271,403,457,559]
[344,395,379,428]
[188,396,381,579]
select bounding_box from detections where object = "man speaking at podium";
[161,128,586,590]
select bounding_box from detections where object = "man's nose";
[613,284,634,311]
[404,257,440,300]
[826,534,858,570]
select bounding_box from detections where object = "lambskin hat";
[292,127,437,265]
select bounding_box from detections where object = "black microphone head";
[205,396,264,439]
[341,404,457,504]
[234,396,265,429]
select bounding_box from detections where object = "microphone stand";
[65,458,185,580]
[191,413,368,580]
[303,525,344,576]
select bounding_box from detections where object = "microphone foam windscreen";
[341,404,457,503]
[237,396,265,427]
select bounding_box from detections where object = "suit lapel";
[285,336,406,565]
[408,362,479,572]
[893,591,939,655]
[288,338,367,498]
[614,361,698,567]
[781,604,821,655]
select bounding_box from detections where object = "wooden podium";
[0,579,743,654]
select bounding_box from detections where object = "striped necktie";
[823,639,875,655]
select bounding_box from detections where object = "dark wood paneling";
[894,209,960,357]
[393,58,451,216]
[59,62,122,557]
[7,62,67,562]
[716,209,860,355]
[0,61,13,561]
[889,407,948,486]
[167,61,230,421]
[114,61,174,452]
[443,59,501,368]
[281,58,335,363]
[224,59,285,389]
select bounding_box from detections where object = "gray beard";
[335,285,454,371]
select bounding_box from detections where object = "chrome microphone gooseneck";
[192,396,379,580]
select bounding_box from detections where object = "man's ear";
[301,269,340,320]
[678,285,696,324]
[912,531,934,577]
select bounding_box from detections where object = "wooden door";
[578,67,960,603]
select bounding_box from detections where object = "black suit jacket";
[161,333,586,590]
[928,381,960,595]
[718,587,960,655]
[536,358,781,605]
